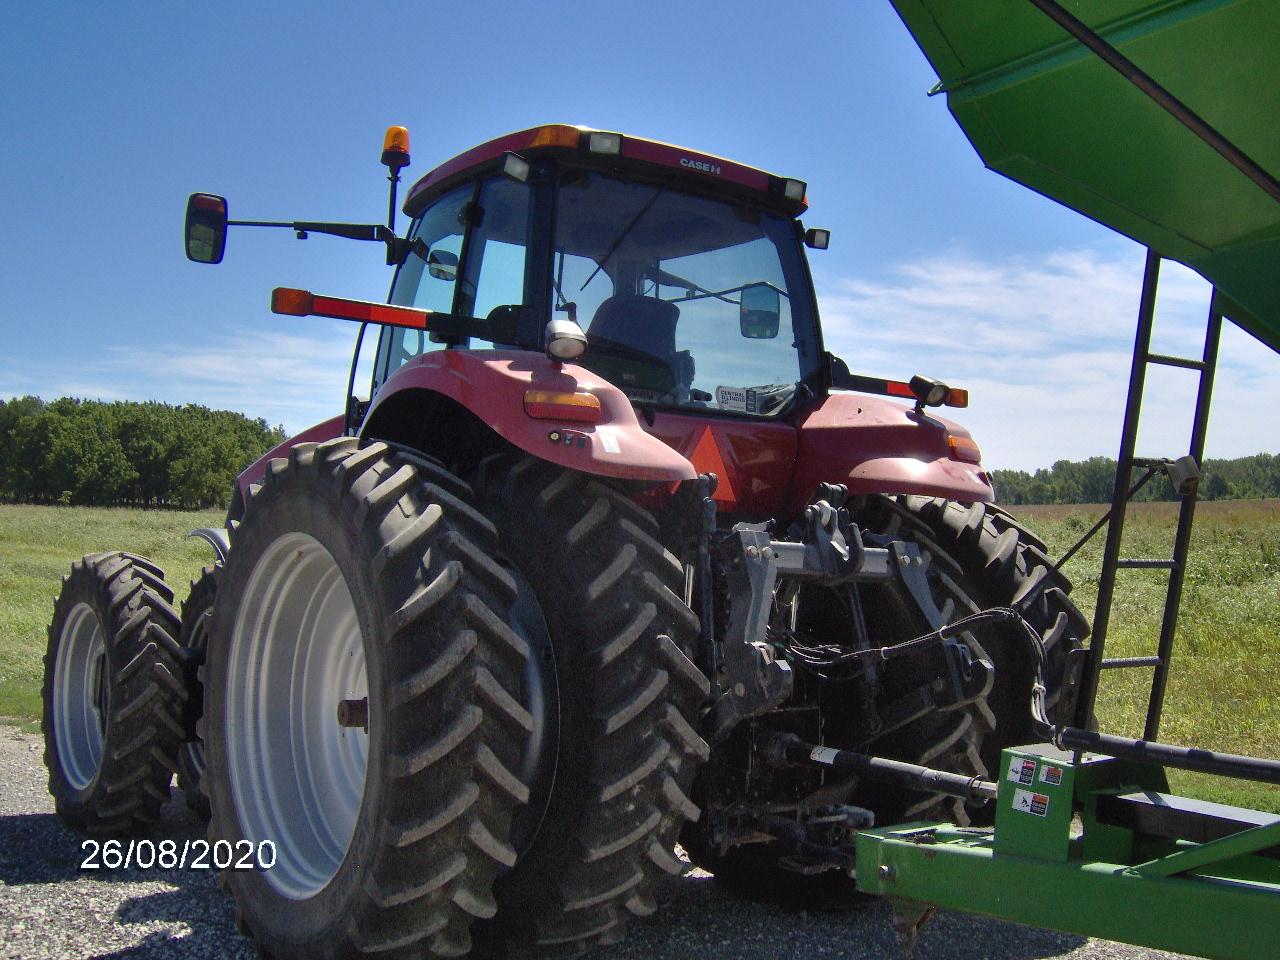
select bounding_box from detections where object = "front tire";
[204,438,532,959]
[43,552,186,836]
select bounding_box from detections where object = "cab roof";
[403,124,809,218]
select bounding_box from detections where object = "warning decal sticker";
[1040,764,1064,786]
[1006,758,1037,786]
[688,426,738,504]
[1012,789,1050,817]
[809,746,839,765]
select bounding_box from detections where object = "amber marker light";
[946,388,969,408]
[947,435,983,464]
[271,287,314,317]
[527,125,582,149]
[271,288,432,330]
[523,390,602,424]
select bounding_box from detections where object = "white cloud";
[815,245,1280,470]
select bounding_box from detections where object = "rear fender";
[361,350,695,483]
[788,392,994,515]
[235,414,346,501]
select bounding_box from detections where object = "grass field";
[0,504,222,731]
[1020,498,1280,812]
[1,499,1275,811]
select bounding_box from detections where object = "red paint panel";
[237,414,345,498]
[643,411,797,517]
[404,124,802,214]
[366,350,696,483]
[787,393,993,517]
[405,128,555,210]
[621,137,771,193]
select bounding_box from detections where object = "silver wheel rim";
[226,533,368,900]
[53,602,106,790]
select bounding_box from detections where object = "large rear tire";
[472,455,709,956]
[203,438,532,960]
[175,564,217,820]
[42,552,186,836]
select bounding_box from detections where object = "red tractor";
[43,125,1085,958]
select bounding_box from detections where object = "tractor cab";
[372,124,824,422]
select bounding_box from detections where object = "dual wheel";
[198,440,708,959]
[43,553,188,835]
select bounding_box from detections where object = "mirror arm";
[226,220,414,265]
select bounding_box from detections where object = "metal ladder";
[1071,249,1224,741]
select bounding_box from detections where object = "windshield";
[551,169,817,416]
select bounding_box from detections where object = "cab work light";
[783,179,807,202]
[271,288,431,330]
[523,389,602,423]
[502,151,531,182]
[587,131,623,155]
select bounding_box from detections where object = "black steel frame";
[1072,249,1224,741]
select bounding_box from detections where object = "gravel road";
[1,728,1189,960]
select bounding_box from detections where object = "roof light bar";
[587,131,623,155]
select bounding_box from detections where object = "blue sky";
[2,1,1275,470]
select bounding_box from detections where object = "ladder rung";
[1101,656,1163,669]
[1146,352,1206,371]
[1117,558,1178,569]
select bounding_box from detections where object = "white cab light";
[587,132,623,155]
[502,152,531,182]
[546,318,588,361]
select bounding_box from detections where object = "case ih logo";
[680,157,721,175]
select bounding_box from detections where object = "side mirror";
[185,193,228,264]
[739,283,781,339]
[427,248,458,281]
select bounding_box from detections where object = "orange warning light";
[382,125,411,169]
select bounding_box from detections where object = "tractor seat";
[585,295,694,395]
[588,295,680,361]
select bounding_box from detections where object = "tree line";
[990,453,1280,505]
[0,397,287,509]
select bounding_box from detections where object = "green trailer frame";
[857,747,1280,959]
[851,3,1280,957]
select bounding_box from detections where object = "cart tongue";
[892,0,1280,353]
